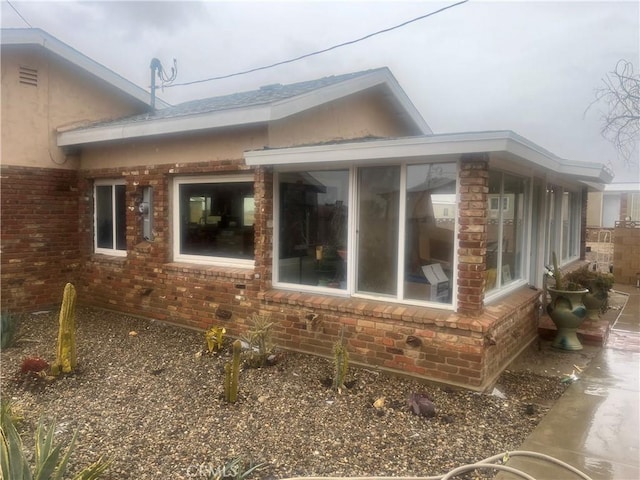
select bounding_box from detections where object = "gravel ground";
[0,307,587,480]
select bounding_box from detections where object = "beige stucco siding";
[268,88,413,147]
[1,46,144,170]
[80,127,268,170]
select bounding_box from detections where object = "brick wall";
[258,285,540,391]
[75,161,261,331]
[0,165,80,311]
[2,158,540,390]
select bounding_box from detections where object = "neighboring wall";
[613,222,640,285]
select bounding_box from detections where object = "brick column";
[254,166,273,292]
[457,154,489,315]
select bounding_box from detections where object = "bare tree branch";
[588,60,639,166]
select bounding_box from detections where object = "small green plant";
[240,313,274,368]
[1,310,21,349]
[51,283,77,376]
[224,340,242,404]
[332,329,349,393]
[0,409,110,480]
[205,326,226,353]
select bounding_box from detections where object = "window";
[486,171,528,293]
[274,163,456,305]
[544,186,580,266]
[173,175,255,266]
[94,179,126,255]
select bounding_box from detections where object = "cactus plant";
[52,283,77,376]
[332,331,349,393]
[224,340,242,403]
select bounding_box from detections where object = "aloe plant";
[1,310,20,349]
[0,409,110,480]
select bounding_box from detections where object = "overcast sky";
[2,0,639,180]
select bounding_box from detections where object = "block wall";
[613,223,640,285]
[0,165,80,311]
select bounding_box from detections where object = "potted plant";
[564,265,615,320]
[545,253,589,350]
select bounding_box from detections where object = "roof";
[1,28,168,110]
[244,131,614,185]
[57,67,431,146]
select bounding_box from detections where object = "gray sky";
[2,0,639,180]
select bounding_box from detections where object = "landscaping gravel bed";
[0,307,584,479]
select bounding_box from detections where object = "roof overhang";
[245,131,614,185]
[1,28,168,110]
[56,68,430,148]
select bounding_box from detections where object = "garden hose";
[279,449,595,480]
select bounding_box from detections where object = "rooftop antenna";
[150,58,177,109]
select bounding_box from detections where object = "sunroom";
[246,131,611,308]
[244,131,612,390]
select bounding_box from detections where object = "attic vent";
[19,66,38,87]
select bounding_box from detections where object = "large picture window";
[486,171,528,294]
[94,179,126,255]
[174,175,255,265]
[275,163,456,305]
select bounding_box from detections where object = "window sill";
[164,262,255,280]
[89,253,127,265]
[260,288,462,328]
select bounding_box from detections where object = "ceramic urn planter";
[546,287,589,350]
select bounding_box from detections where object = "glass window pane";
[115,184,127,250]
[278,170,348,288]
[357,166,400,296]
[96,185,113,249]
[404,163,456,303]
[501,174,526,286]
[486,172,502,293]
[179,182,254,259]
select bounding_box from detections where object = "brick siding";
[1,159,539,390]
[0,165,80,311]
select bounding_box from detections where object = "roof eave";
[58,105,272,147]
[244,131,613,185]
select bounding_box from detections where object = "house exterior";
[1,28,613,390]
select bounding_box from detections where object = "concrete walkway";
[498,284,640,479]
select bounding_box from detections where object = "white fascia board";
[2,28,168,109]
[270,69,431,134]
[244,130,613,184]
[58,105,271,147]
[245,131,512,166]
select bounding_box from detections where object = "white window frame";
[172,174,255,268]
[273,163,457,310]
[484,170,531,302]
[94,179,127,257]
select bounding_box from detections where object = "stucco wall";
[80,127,268,170]
[1,46,144,169]
[269,88,410,147]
